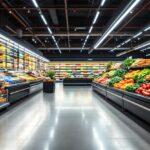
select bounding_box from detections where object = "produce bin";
[92,82,107,96]
[6,82,30,103]
[63,78,92,86]
[43,81,55,93]
[123,91,150,124]
[29,80,43,94]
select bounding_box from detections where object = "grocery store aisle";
[0,83,149,150]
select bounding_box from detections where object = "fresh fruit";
[136,83,150,97]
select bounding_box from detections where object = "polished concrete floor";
[0,83,150,150]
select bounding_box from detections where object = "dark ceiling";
[0,0,149,61]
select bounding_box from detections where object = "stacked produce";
[0,78,9,103]
[136,83,150,97]
[94,58,150,97]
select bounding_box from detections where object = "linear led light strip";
[32,0,61,54]
[134,40,150,50]
[111,24,150,52]
[89,0,141,54]
[116,40,150,57]
[0,34,49,62]
[81,10,101,52]
[140,47,150,52]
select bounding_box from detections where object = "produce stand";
[43,81,55,93]
[123,91,150,124]
[92,82,107,96]
[6,82,30,103]
[92,83,150,124]
[29,80,43,94]
[106,87,124,107]
[63,78,92,86]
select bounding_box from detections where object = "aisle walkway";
[0,83,149,150]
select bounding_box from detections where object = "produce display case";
[123,91,150,124]
[29,80,43,94]
[92,82,107,96]
[106,87,124,106]
[63,78,92,86]
[93,58,150,124]
[6,82,30,103]
[0,88,9,110]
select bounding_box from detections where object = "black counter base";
[63,78,92,86]
[92,82,150,124]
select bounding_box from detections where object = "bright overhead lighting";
[133,32,142,38]
[32,0,39,8]
[144,26,150,32]
[47,27,52,34]
[101,0,106,6]
[52,36,55,40]
[140,47,150,52]
[93,0,141,50]
[125,39,131,44]
[88,26,93,34]
[40,14,48,25]
[135,42,150,50]
[146,53,150,56]
[93,11,100,24]
[86,34,90,41]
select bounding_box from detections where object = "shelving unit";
[49,62,108,80]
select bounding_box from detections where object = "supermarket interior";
[0,0,150,150]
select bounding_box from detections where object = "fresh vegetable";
[136,78,148,85]
[131,59,150,68]
[123,58,135,69]
[134,68,150,80]
[108,76,122,87]
[113,79,134,90]
[114,69,127,77]
[136,83,150,97]
[125,83,140,92]
[97,77,110,85]
[146,75,150,81]
[124,70,141,79]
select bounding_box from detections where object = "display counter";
[92,82,150,124]
[63,78,92,86]
[6,82,30,103]
[29,80,43,94]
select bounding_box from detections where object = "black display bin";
[123,91,150,124]
[92,82,107,96]
[63,78,92,86]
[92,82,150,124]
[43,81,55,93]
[6,82,30,103]
[106,87,124,107]
[29,80,43,94]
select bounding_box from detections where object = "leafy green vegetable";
[47,71,55,79]
[134,68,150,80]
[123,58,135,69]
[125,83,140,92]
[136,78,148,85]
[108,76,122,87]
[114,69,127,77]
